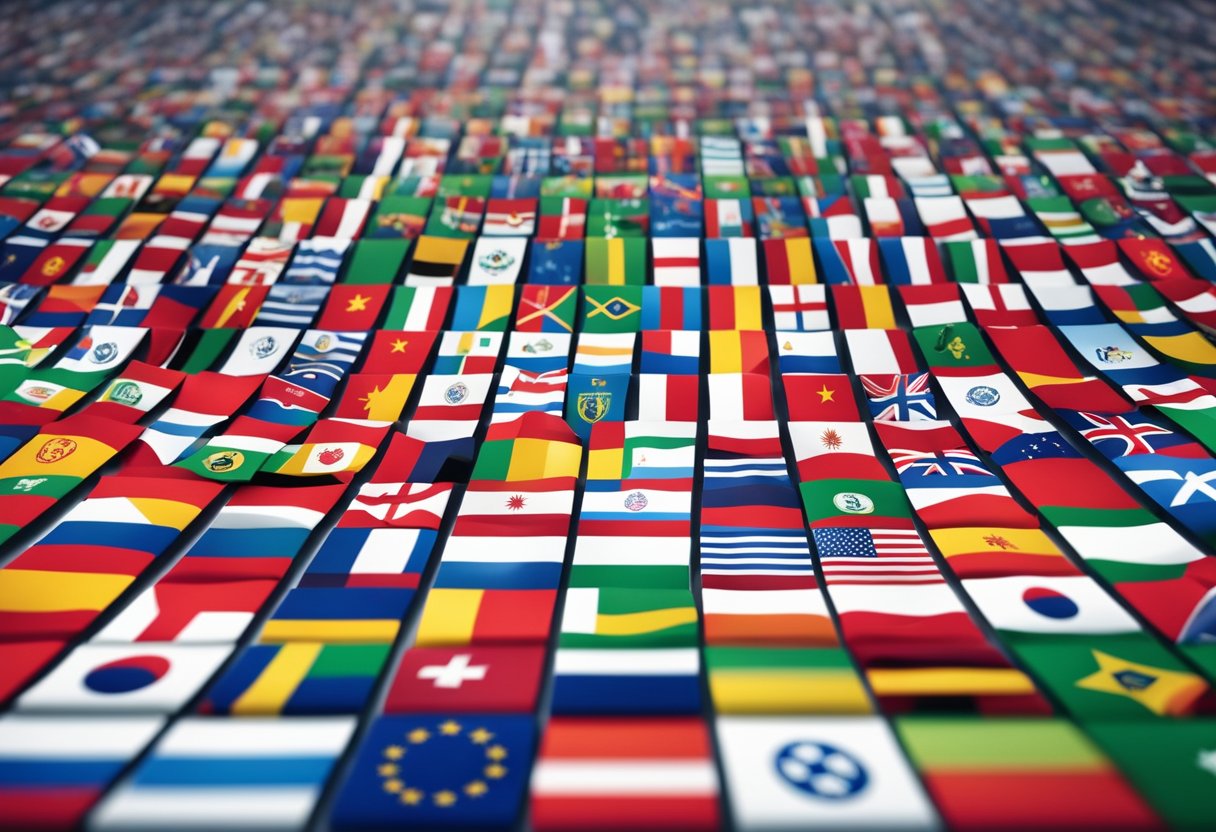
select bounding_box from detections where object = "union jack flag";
[889,448,994,478]
[1070,410,1176,458]
[861,372,936,421]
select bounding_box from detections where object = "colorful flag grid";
[0,0,1216,829]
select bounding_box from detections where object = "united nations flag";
[330,715,535,830]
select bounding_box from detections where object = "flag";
[262,419,388,479]
[175,416,303,482]
[530,718,720,832]
[706,646,870,714]
[705,238,758,284]
[843,329,918,374]
[333,373,415,421]
[572,332,634,375]
[566,372,628,439]
[928,526,1077,579]
[515,285,577,333]
[641,286,701,331]
[16,643,230,714]
[504,331,571,374]
[582,286,643,333]
[651,238,701,286]
[432,331,502,374]
[777,331,840,374]
[552,587,700,714]
[216,326,298,376]
[415,588,558,645]
[449,285,515,331]
[640,330,699,375]
[0,715,165,830]
[259,586,414,643]
[382,286,453,330]
[1015,635,1210,719]
[203,643,391,715]
[413,373,493,425]
[800,478,915,529]
[1084,721,1216,831]
[584,237,645,285]
[315,284,389,331]
[0,415,141,542]
[763,238,816,284]
[91,578,277,644]
[770,285,828,330]
[361,329,437,373]
[707,286,764,330]
[716,717,939,830]
[406,235,469,285]
[124,371,262,467]
[586,421,696,482]
[385,645,545,713]
[330,715,534,830]
[861,373,936,421]
[961,574,1140,638]
[896,719,1159,831]
[493,366,566,423]
[783,373,861,421]
[91,717,354,831]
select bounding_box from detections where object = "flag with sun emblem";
[330,715,534,830]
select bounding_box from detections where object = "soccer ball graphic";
[774,741,869,799]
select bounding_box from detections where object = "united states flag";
[812,528,942,584]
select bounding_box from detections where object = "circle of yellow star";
[407,728,430,744]
[439,720,462,736]
[468,727,494,745]
[434,790,457,808]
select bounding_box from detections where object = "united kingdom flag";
[861,372,937,421]
[889,448,995,478]
[1061,410,1203,459]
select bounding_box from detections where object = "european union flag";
[330,715,534,830]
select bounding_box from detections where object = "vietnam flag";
[360,330,437,373]
[783,373,862,421]
[314,284,390,330]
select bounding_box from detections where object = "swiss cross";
[417,653,488,689]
